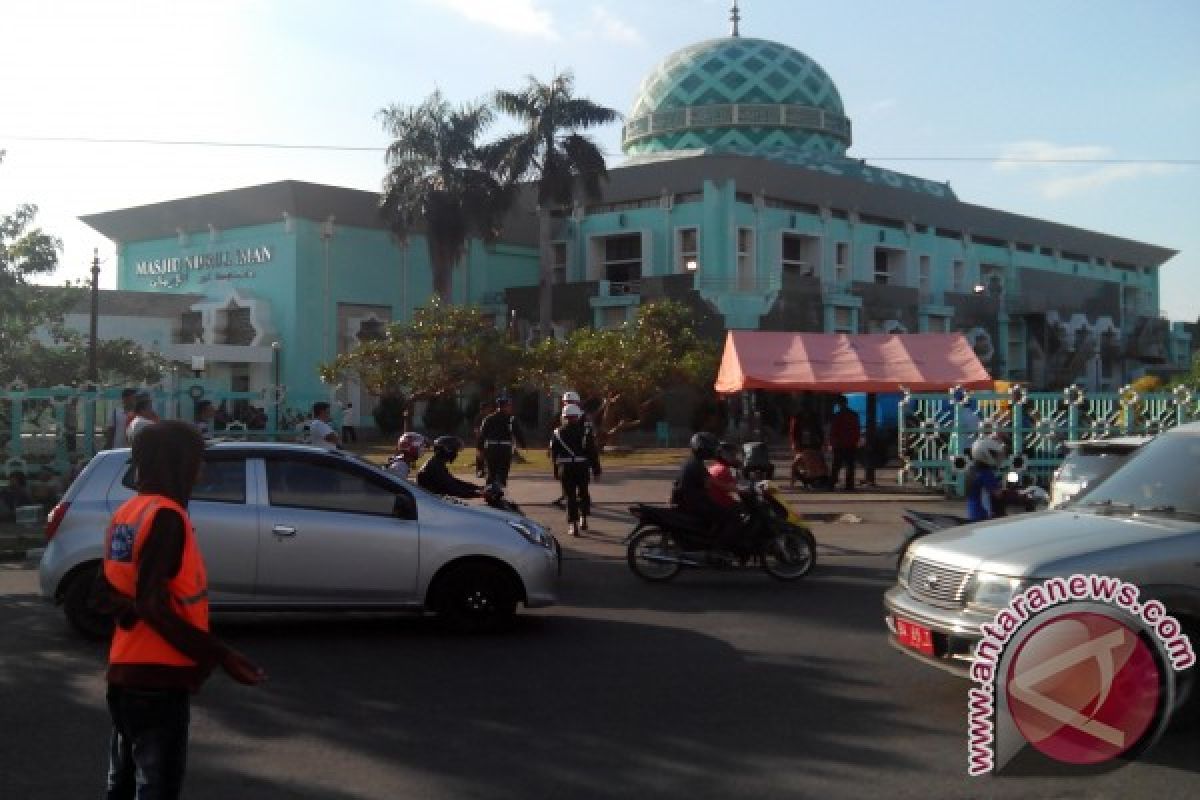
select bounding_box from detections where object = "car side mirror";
[393,491,417,520]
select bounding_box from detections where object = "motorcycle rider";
[550,403,601,537]
[417,436,484,499]
[707,441,742,510]
[386,432,425,480]
[476,396,526,487]
[965,436,1010,522]
[672,432,740,563]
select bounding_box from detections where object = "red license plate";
[895,617,934,656]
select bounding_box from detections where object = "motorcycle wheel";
[627,526,684,582]
[761,525,817,581]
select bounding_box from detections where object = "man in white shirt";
[341,402,358,444]
[125,394,160,444]
[105,389,138,449]
[307,402,340,450]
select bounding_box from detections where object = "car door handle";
[271,525,297,537]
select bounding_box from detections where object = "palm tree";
[378,91,512,301]
[492,71,620,334]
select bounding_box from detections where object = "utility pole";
[87,248,100,381]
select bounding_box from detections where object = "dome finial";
[729,0,741,37]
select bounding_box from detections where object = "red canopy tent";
[714,331,992,394]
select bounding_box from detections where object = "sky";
[2,0,1197,321]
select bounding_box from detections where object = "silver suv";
[39,443,559,636]
[884,422,1200,712]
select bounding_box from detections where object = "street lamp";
[271,341,282,434]
[87,248,100,381]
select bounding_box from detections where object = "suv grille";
[908,559,971,608]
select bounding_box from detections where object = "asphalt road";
[1,475,1196,799]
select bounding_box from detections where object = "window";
[180,311,204,344]
[603,234,641,283]
[737,227,755,289]
[834,242,850,285]
[123,458,246,504]
[220,306,256,346]
[676,227,699,273]
[874,249,890,285]
[551,242,567,284]
[266,458,408,517]
[919,255,931,297]
[952,260,965,292]
[782,233,815,277]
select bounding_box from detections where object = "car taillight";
[45,501,70,542]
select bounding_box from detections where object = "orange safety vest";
[103,494,209,667]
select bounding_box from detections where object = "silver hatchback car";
[39,443,559,637]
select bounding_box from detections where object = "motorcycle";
[625,481,817,582]
[896,471,1048,569]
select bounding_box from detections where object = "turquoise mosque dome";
[621,36,852,158]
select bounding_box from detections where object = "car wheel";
[436,563,517,634]
[1169,619,1199,729]
[62,563,113,641]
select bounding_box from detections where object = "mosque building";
[79,4,1191,420]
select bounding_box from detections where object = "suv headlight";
[898,548,915,589]
[968,572,1030,610]
[508,520,554,550]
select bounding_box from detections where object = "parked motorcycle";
[896,471,1048,569]
[625,481,817,582]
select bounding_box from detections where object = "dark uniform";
[416,454,481,499]
[477,407,526,487]
[550,417,601,530]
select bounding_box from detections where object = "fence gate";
[898,385,1199,495]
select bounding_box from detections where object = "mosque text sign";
[135,246,273,287]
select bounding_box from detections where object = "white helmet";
[561,403,583,420]
[561,390,581,404]
[970,437,1005,468]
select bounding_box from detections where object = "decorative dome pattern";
[622,37,852,157]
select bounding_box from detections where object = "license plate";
[895,617,934,656]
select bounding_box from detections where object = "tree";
[493,71,619,334]
[320,298,525,432]
[522,300,720,446]
[378,91,513,300]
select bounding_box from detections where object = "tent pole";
[865,392,878,486]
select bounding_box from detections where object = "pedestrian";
[97,420,265,798]
[193,401,216,440]
[551,390,589,509]
[304,402,340,450]
[829,396,861,491]
[476,396,525,486]
[125,394,159,444]
[341,402,358,444]
[550,403,601,536]
[104,389,138,450]
[788,400,828,488]
[0,470,33,522]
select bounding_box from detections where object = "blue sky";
[2,0,1197,321]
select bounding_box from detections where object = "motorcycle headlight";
[967,572,1030,610]
[508,520,554,550]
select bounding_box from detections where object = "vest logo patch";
[108,524,136,562]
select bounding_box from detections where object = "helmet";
[561,390,581,405]
[715,441,741,467]
[970,437,1005,468]
[689,431,719,459]
[561,403,583,420]
[433,435,463,461]
[396,432,425,462]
